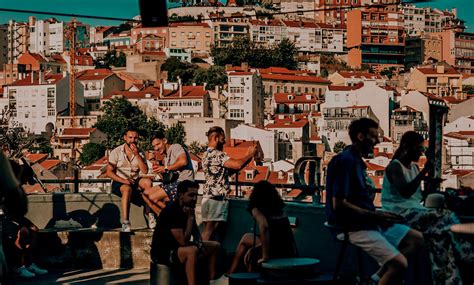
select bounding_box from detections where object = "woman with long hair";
[382,131,472,285]
[227,181,297,274]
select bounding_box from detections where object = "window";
[229,109,244,118]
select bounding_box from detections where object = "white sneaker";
[210,275,229,285]
[121,221,131,232]
[15,266,35,278]
[27,263,48,275]
[147,213,157,229]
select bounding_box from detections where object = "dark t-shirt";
[151,201,197,264]
[325,146,377,231]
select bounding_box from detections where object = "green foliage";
[193,66,227,90]
[116,23,132,33]
[104,51,126,68]
[28,137,53,156]
[380,67,396,80]
[94,97,166,150]
[333,141,347,154]
[169,14,196,23]
[463,85,474,94]
[161,57,198,84]
[165,123,186,145]
[80,142,106,166]
[187,141,207,155]
[94,98,186,151]
[162,58,227,90]
[211,37,297,69]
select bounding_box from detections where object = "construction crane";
[66,18,77,128]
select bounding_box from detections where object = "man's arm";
[334,197,403,225]
[223,146,256,171]
[170,207,196,246]
[106,163,132,184]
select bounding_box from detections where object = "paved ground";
[15,268,150,285]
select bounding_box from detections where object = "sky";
[0,0,472,31]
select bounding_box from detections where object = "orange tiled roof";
[265,119,309,129]
[26,153,48,164]
[450,169,474,177]
[40,159,62,170]
[223,140,259,160]
[250,19,284,26]
[261,73,330,84]
[237,166,269,183]
[328,83,364,91]
[11,73,63,86]
[282,21,318,28]
[444,131,474,140]
[169,22,210,28]
[60,128,96,137]
[267,171,290,184]
[273,93,318,104]
[365,161,385,171]
[337,71,382,79]
[106,86,208,100]
[77,68,114,81]
[417,67,460,75]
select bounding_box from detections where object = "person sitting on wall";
[325,118,424,285]
[150,180,222,285]
[106,127,159,232]
[227,181,298,274]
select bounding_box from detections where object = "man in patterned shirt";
[201,126,257,241]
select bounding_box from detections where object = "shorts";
[201,197,229,222]
[162,181,179,200]
[112,181,144,206]
[345,223,411,266]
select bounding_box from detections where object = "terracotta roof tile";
[328,83,364,91]
[11,73,63,86]
[337,71,382,79]
[273,93,318,104]
[265,119,309,129]
[77,68,114,81]
[40,159,62,170]
[237,166,269,183]
[261,73,330,84]
[26,153,48,164]
[60,128,96,137]
[417,67,460,75]
[365,161,385,171]
[169,22,211,28]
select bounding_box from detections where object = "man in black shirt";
[151,180,220,285]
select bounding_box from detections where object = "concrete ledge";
[36,229,153,270]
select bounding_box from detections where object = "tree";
[187,141,207,155]
[103,51,126,68]
[192,66,228,90]
[80,142,106,165]
[380,67,396,80]
[211,37,297,69]
[165,123,186,145]
[94,97,166,149]
[333,141,347,153]
[464,85,474,94]
[161,57,197,84]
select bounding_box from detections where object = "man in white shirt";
[106,128,155,232]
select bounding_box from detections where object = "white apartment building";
[28,17,64,55]
[231,124,278,162]
[314,23,345,53]
[279,0,321,21]
[402,5,458,37]
[226,70,264,126]
[104,84,212,122]
[283,21,317,53]
[328,71,386,86]
[444,116,474,134]
[7,20,29,64]
[250,19,287,47]
[5,72,85,134]
[265,119,310,161]
[324,81,392,136]
[444,131,474,170]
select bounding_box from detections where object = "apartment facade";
[407,62,463,98]
[390,105,428,143]
[438,30,474,74]
[4,73,85,134]
[7,20,29,64]
[77,69,125,112]
[209,15,249,48]
[226,70,264,126]
[28,17,64,55]
[250,20,287,48]
[347,7,405,69]
[168,23,213,54]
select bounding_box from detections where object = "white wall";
[444,117,474,134]
[231,124,277,162]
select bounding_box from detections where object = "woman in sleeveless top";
[382,131,472,285]
[227,181,297,274]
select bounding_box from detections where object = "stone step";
[35,229,153,270]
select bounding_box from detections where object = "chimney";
[230,139,236,147]
[31,72,35,84]
[178,77,183,98]
[62,70,67,78]
[159,81,163,97]
[241,62,249,70]
[292,114,296,122]
[203,82,207,90]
